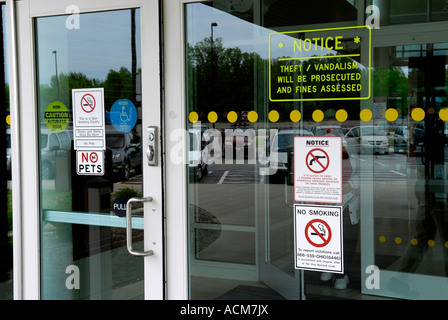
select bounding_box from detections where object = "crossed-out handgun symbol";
[309,155,326,166]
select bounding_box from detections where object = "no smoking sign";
[294,204,343,273]
[76,150,104,176]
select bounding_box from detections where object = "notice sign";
[294,136,342,204]
[269,26,371,102]
[294,204,343,273]
[72,88,106,150]
[76,150,104,176]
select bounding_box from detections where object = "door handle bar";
[126,197,154,257]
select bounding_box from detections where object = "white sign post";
[72,88,106,150]
[294,136,342,204]
[294,204,343,273]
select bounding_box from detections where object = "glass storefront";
[8,0,448,301]
[185,0,448,300]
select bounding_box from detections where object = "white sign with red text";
[76,150,104,176]
[294,204,343,273]
[294,136,342,203]
[72,88,106,150]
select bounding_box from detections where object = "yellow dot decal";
[445,241,448,248]
[379,236,386,243]
[395,237,402,244]
[248,111,258,123]
[411,238,418,246]
[189,111,199,123]
[385,108,398,122]
[208,111,218,123]
[440,108,448,121]
[6,115,10,125]
[335,109,348,122]
[290,110,301,122]
[312,110,324,123]
[360,109,372,122]
[269,110,279,123]
[411,108,425,122]
[428,240,435,247]
[227,111,238,123]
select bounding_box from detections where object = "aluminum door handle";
[126,197,154,257]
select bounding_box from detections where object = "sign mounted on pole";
[72,88,106,150]
[294,136,342,204]
[294,204,343,273]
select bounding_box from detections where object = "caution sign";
[44,101,69,133]
[294,136,342,203]
[76,150,104,176]
[72,88,106,150]
[294,204,343,273]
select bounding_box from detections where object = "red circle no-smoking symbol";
[81,94,96,113]
[305,219,332,248]
[306,148,329,174]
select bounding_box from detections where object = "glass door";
[362,25,448,299]
[29,0,163,299]
[184,0,367,300]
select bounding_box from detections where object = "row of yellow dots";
[379,236,448,248]
[189,107,448,123]
[4,108,443,125]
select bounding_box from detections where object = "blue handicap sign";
[110,99,138,132]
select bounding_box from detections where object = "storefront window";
[186,0,448,300]
[366,0,448,24]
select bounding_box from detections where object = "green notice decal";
[45,101,69,133]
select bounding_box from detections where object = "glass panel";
[0,3,12,300]
[186,2,274,299]
[373,44,448,295]
[366,0,448,25]
[185,0,365,300]
[186,0,448,301]
[36,9,143,300]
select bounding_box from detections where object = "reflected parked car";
[311,124,348,148]
[189,128,211,181]
[106,130,142,181]
[269,128,313,184]
[394,125,408,153]
[311,125,345,138]
[345,125,389,154]
[224,126,255,159]
[40,129,73,179]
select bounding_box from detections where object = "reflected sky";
[186,3,271,58]
[36,9,141,85]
